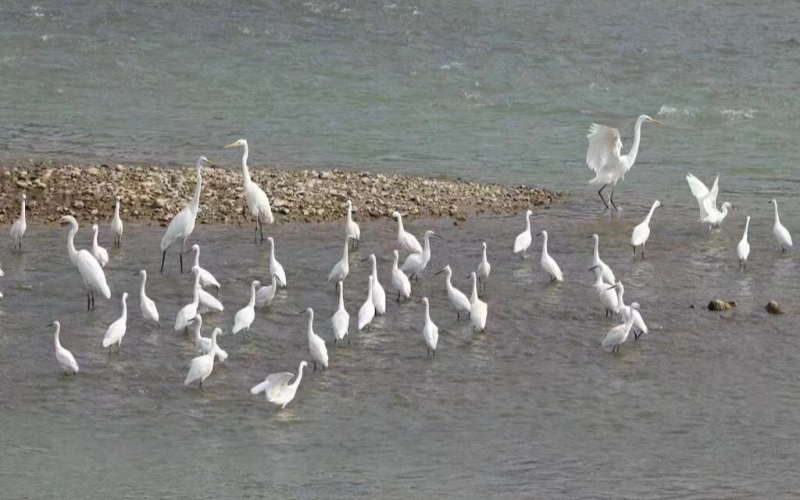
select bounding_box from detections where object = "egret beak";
[297,310,306,315]
[536,232,543,237]
[649,118,663,125]
[435,268,446,276]
[131,272,140,276]
[588,266,598,272]
[360,257,370,262]
[605,283,619,291]
[224,141,239,149]
[586,235,594,239]
[204,159,219,168]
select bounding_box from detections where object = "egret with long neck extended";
[225,139,274,243]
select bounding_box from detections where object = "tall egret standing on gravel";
[435,265,470,320]
[477,242,491,294]
[391,250,411,301]
[233,280,260,338]
[513,210,533,258]
[590,266,618,317]
[770,199,792,253]
[365,254,386,314]
[184,328,220,389]
[191,244,220,292]
[10,194,26,251]
[586,115,661,210]
[467,272,487,332]
[358,276,376,331]
[51,321,79,375]
[392,211,423,254]
[250,360,308,409]
[255,275,278,308]
[419,297,439,356]
[328,237,351,291]
[224,139,274,243]
[590,234,615,285]
[267,237,287,287]
[345,200,360,249]
[102,293,128,353]
[631,200,661,258]
[332,281,350,344]
[91,225,109,268]
[160,157,212,273]
[111,196,123,246]
[538,230,563,282]
[192,315,228,362]
[135,270,160,327]
[401,230,437,280]
[302,308,328,371]
[60,216,111,310]
[174,275,201,333]
[737,216,751,269]
[602,313,636,353]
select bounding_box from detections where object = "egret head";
[22,194,27,201]
[299,360,309,370]
[537,230,548,238]
[121,292,128,301]
[59,215,77,227]
[49,320,60,329]
[641,115,662,125]
[420,297,429,306]
[115,195,121,202]
[654,200,662,209]
[92,224,98,233]
[252,280,262,288]
[721,202,733,210]
[588,233,598,241]
[393,249,399,259]
[770,199,777,205]
[435,264,451,276]
[134,269,146,278]
[631,302,641,310]
[525,209,533,217]
[212,327,223,337]
[224,139,248,149]
[392,211,401,220]
[191,244,200,253]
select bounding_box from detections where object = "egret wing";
[77,250,111,298]
[265,372,295,400]
[160,206,192,251]
[586,124,622,172]
[686,174,711,221]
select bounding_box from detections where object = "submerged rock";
[708,299,737,311]
[766,301,784,314]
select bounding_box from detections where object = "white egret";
[232,280,260,338]
[538,230,564,282]
[358,275,376,331]
[224,139,274,242]
[737,216,751,269]
[590,266,618,317]
[401,230,438,280]
[192,316,228,362]
[631,200,661,259]
[102,293,128,353]
[345,200,360,249]
[184,328,220,389]
[60,216,111,310]
[435,265,471,320]
[198,288,224,314]
[364,254,386,315]
[392,211,423,254]
[601,313,636,353]
[174,274,201,333]
[328,236,351,290]
[301,308,328,371]
[250,360,308,409]
[111,195,123,246]
[51,321,79,375]
[91,225,109,268]
[513,209,533,258]
[419,297,439,356]
[477,241,491,294]
[686,174,732,229]
[586,114,661,210]
[267,237,287,287]
[331,281,350,344]
[467,272,487,332]
[255,275,278,308]
[589,234,615,285]
[135,270,160,327]
[10,194,26,251]
[606,282,648,341]
[160,157,213,272]
[770,199,792,252]
[391,250,411,301]
[191,244,220,292]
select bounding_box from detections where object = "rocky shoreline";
[0,161,564,225]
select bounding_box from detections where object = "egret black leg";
[347,335,351,345]
[91,289,95,309]
[598,184,609,209]
[314,361,317,372]
[179,253,183,273]
[258,218,264,243]
[87,290,91,311]
[609,186,617,211]
[160,250,167,272]
[254,222,258,243]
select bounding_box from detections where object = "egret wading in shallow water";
[393,211,423,254]
[606,282,648,341]
[345,200,360,249]
[513,210,533,258]
[111,196,123,246]
[102,293,128,353]
[477,242,491,294]
[586,114,661,211]
[631,200,661,259]
[364,254,386,315]
[174,274,201,333]
[737,216,751,269]
[301,308,328,371]
[191,244,220,293]
[401,230,438,281]
[267,237,287,288]
[91,225,109,268]
[435,265,470,320]
[51,321,79,375]
[184,328,220,389]
[10,194,26,251]
[419,297,439,356]
[589,234,615,285]
[225,139,274,243]
[233,280,260,338]
[328,236,351,291]
[467,272,487,332]
[255,275,278,308]
[192,316,228,362]
[590,266,618,318]
[160,157,213,273]
[194,266,224,314]
[331,281,350,344]
[686,173,732,230]
[770,199,792,253]
[391,250,411,301]
[538,230,563,282]
[60,216,111,310]
[134,270,160,327]
[601,311,636,353]
[251,360,308,409]
[358,275,376,331]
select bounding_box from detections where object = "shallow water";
[1,205,799,498]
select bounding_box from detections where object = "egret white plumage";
[135,270,160,327]
[601,311,636,353]
[345,200,360,249]
[60,215,111,310]
[513,210,533,258]
[631,200,661,258]
[102,293,128,353]
[589,234,615,285]
[10,194,26,251]
[586,114,661,210]
[538,230,563,282]
[477,242,491,294]
[192,316,228,362]
[331,281,350,344]
[191,244,220,292]
[302,308,328,371]
[328,236,351,290]
[392,211,423,254]
[770,199,792,252]
[358,275,376,331]
[606,282,648,341]
[267,237,287,287]
[435,265,471,320]
[590,266,618,317]
[467,272,487,332]
[365,254,386,315]
[174,274,201,333]
[91,225,109,268]
[391,250,411,301]
[255,275,278,308]
[250,360,308,409]
[51,321,79,375]
[686,174,732,229]
[224,139,274,242]
[160,157,212,272]
[184,328,220,389]
[401,230,437,280]
[111,196,123,246]
[232,280,260,338]
[737,216,751,269]
[419,297,439,356]
[197,286,224,314]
